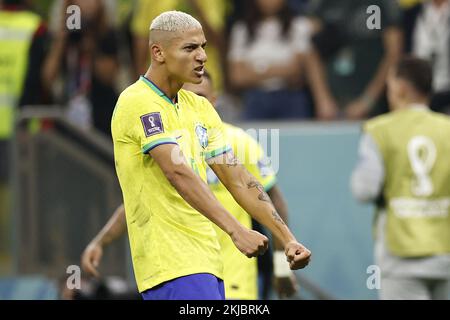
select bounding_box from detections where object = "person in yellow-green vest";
[351,56,450,300]
[0,0,44,262]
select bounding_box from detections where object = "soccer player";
[351,56,450,299]
[82,72,298,299]
[107,11,310,300]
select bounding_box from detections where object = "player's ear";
[150,43,165,63]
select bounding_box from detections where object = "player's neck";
[144,67,182,103]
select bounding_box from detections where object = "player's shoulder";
[179,89,212,109]
[224,123,253,142]
[117,80,147,107]
[116,80,165,116]
[224,123,262,152]
[223,122,243,136]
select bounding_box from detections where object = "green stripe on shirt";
[205,145,232,160]
[142,137,178,154]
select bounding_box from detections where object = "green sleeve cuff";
[142,137,177,154]
[205,145,232,160]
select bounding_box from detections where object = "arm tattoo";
[272,211,286,225]
[226,154,239,167]
[247,179,271,202]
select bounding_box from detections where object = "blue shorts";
[141,273,225,300]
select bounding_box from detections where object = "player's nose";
[196,48,207,63]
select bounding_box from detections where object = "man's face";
[163,28,207,85]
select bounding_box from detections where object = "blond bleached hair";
[150,10,202,32]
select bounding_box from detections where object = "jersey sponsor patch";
[141,112,164,137]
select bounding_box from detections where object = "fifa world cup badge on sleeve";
[141,112,164,137]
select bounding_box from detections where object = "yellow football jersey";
[207,123,277,299]
[112,76,230,292]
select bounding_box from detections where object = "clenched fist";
[285,241,311,270]
[231,227,269,258]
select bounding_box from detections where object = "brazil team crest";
[195,124,208,149]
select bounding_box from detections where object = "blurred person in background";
[129,0,178,78]
[411,0,450,114]
[309,0,404,119]
[42,0,120,138]
[0,0,46,270]
[82,72,300,300]
[227,0,337,121]
[398,0,425,54]
[351,56,450,299]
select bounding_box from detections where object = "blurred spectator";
[227,0,337,120]
[127,0,177,78]
[398,0,424,53]
[351,57,450,299]
[178,0,229,93]
[309,0,404,119]
[42,0,120,137]
[411,0,450,114]
[0,0,46,268]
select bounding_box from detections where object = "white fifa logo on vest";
[408,135,436,197]
[366,5,381,30]
[66,5,81,30]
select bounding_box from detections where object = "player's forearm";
[225,168,296,247]
[91,204,127,247]
[267,185,290,250]
[166,165,244,236]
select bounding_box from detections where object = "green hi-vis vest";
[365,108,450,257]
[0,10,40,139]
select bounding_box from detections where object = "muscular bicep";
[148,143,190,177]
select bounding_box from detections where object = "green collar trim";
[140,76,177,106]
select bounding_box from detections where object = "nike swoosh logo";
[176,135,182,140]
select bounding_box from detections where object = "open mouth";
[194,66,204,76]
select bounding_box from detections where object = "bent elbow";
[164,169,183,187]
[163,165,192,189]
